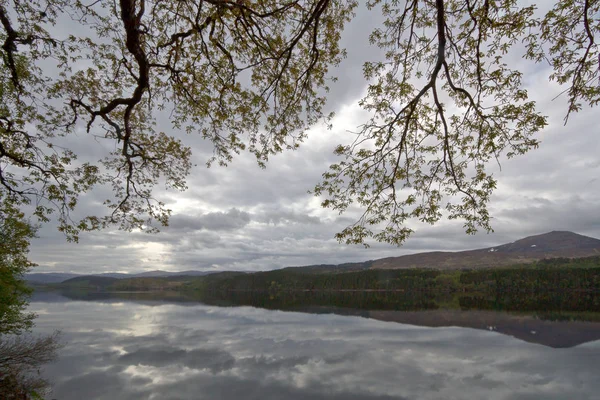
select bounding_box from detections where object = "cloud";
[253,208,322,226]
[168,209,251,232]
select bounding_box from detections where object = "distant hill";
[372,231,600,270]
[60,276,119,289]
[94,273,130,279]
[25,231,600,282]
[281,261,373,274]
[24,273,81,284]
[132,270,215,278]
[25,269,216,284]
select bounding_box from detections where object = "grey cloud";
[254,208,322,226]
[493,196,600,235]
[168,208,251,232]
[325,3,386,109]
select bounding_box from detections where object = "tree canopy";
[0,198,36,335]
[0,0,598,245]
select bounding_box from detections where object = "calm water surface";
[29,292,600,400]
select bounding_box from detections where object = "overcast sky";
[29,4,600,274]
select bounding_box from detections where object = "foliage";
[314,0,599,245]
[0,0,356,240]
[0,331,62,399]
[0,0,598,244]
[0,185,57,399]
[0,197,36,336]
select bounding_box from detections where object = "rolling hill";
[60,276,120,290]
[371,231,600,270]
[24,272,81,284]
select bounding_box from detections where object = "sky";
[28,3,600,274]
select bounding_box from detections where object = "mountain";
[372,231,600,270]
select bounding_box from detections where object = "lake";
[29,291,600,400]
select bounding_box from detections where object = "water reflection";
[51,290,600,348]
[30,292,600,400]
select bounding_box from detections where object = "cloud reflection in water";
[29,295,600,400]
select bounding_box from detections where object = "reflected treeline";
[55,290,200,304]
[56,287,600,323]
[196,290,600,321]
[460,292,600,315]
[196,290,441,312]
[52,288,600,348]
[57,289,442,312]
[187,290,600,348]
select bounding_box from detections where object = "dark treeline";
[193,268,447,292]
[192,257,600,294]
[196,290,600,320]
[460,266,600,292]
